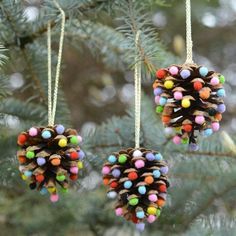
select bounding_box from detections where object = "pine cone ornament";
[17,124,85,202]
[153,64,226,150]
[102,148,169,231]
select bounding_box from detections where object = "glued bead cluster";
[17,124,85,202]
[153,64,226,150]
[102,148,169,231]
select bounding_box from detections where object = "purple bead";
[78,150,85,159]
[136,223,145,231]
[160,166,169,174]
[189,143,199,151]
[154,87,163,96]
[55,124,65,134]
[112,169,121,178]
[180,69,191,79]
[37,157,46,166]
[217,104,226,113]
[146,152,155,161]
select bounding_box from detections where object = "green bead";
[56,175,66,182]
[129,198,139,206]
[181,138,189,144]
[156,105,164,113]
[118,154,127,164]
[156,209,161,217]
[219,75,225,84]
[61,188,68,193]
[26,151,35,159]
[70,136,79,145]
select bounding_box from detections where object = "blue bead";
[146,152,155,161]
[204,128,213,137]
[42,130,51,139]
[55,124,65,134]
[153,170,161,178]
[155,153,163,161]
[124,180,132,189]
[108,155,117,163]
[199,67,209,77]
[136,211,145,219]
[217,89,225,97]
[40,187,48,195]
[138,186,146,194]
[24,171,32,177]
[159,97,167,106]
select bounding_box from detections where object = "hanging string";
[134,30,142,149]
[47,0,66,126]
[185,0,193,64]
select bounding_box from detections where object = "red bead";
[159,184,167,192]
[110,181,118,188]
[70,152,79,160]
[193,81,203,91]
[36,174,44,182]
[17,134,27,145]
[156,69,166,79]
[183,124,192,132]
[131,214,139,223]
[70,174,78,181]
[128,172,138,181]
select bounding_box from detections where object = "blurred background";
[0,0,236,235]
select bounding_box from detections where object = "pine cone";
[102,148,169,230]
[17,124,85,202]
[153,64,226,150]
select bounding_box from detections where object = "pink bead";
[148,194,158,202]
[77,135,83,143]
[210,77,220,86]
[70,166,78,174]
[50,194,59,202]
[135,160,145,169]
[195,115,205,125]
[147,215,156,223]
[155,96,160,104]
[169,66,179,75]
[173,135,181,145]
[212,122,220,131]
[174,91,183,100]
[115,207,123,216]
[102,166,111,175]
[29,127,38,136]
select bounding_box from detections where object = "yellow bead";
[147,207,157,215]
[78,161,83,169]
[47,187,56,194]
[181,98,191,108]
[164,80,174,89]
[58,138,67,147]
[21,174,27,180]
[174,127,181,132]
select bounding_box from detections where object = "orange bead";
[183,124,192,132]
[215,113,222,121]
[103,178,110,186]
[199,89,210,99]
[162,116,171,124]
[18,156,26,164]
[145,176,154,184]
[153,81,158,89]
[157,199,165,207]
[51,158,61,166]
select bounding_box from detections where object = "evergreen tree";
[0,0,235,235]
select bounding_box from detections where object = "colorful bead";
[217,88,225,97]
[199,66,208,77]
[56,174,66,182]
[173,135,181,145]
[145,152,155,161]
[181,98,191,108]
[180,69,190,79]
[219,75,225,84]
[147,215,156,223]
[154,95,160,104]
[118,154,127,164]
[210,77,219,86]
[147,207,157,215]
[156,105,164,113]
[154,87,163,96]
[136,222,145,231]
[41,130,51,139]
[55,124,65,134]
[70,136,79,145]
[169,66,179,75]
[102,166,110,175]
[156,69,166,79]
[153,169,161,178]
[129,197,139,206]
[189,143,199,151]
[159,97,167,106]
[50,194,59,203]
[107,191,117,199]
[136,211,145,219]
[203,128,213,137]
[164,80,174,89]
[124,180,132,189]
[58,138,67,147]
[138,186,146,195]
[193,81,203,91]
[195,115,205,125]
[217,104,226,113]
[133,150,142,157]
[112,169,121,178]
[134,160,145,169]
[160,166,169,174]
[155,153,163,161]
[26,151,35,159]
[108,155,117,163]
[174,91,183,100]
[212,122,220,131]
[128,171,138,180]
[78,150,85,159]
[29,127,38,136]
[148,194,158,202]
[115,208,123,216]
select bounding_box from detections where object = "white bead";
[164,127,173,135]
[133,150,143,157]
[107,191,117,199]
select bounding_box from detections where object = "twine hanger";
[134,30,142,149]
[185,0,194,64]
[47,0,66,126]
